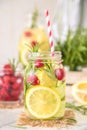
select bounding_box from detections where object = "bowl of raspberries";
[0,60,23,102]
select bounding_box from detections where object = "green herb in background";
[30,8,38,28]
[10,125,27,129]
[9,59,19,72]
[55,28,87,71]
[66,102,87,115]
[66,118,77,124]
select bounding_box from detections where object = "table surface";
[0,107,87,130]
[0,84,87,130]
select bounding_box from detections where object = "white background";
[0,0,87,64]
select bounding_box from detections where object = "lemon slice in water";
[25,86,61,119]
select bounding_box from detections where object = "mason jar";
[18,11,50,66]
[24,51,66,119]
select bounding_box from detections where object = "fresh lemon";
[36,70,57,88]
[54,100,65,118]
[72,81,87,104]
[20,49,29,66]
[18,28,50,66]
[56,81,66,99]
[18,28,36,52]
[33,28,50,52]
[25,86,61,119]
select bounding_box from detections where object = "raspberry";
[10,90,19,100]
[0,88,11,101]
[31,41,37,47]
[0,70,4,77]
[27,74,40,85]
[4,64,11,69]
[24,31,32,37]
[3,64,14,75]
[3,75,11,84]
[35,59,44,68]
[16,77,23,84]
[11,76,17,83]
[55,68,65,80]
[0,78,3,86]
[4,83,10,91]
[12,83,20,90]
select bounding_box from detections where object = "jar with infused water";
[24,51,66,119]
[18,9,50,66]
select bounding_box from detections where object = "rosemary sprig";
[32,43,41,52]
[9,59,19,72]
[25,42,42,52]
[31,8,38,28]
[55,28,87,71]
[66,102,87,115]
[10,125,27,129]
[44,63,56,80]
[66,118,77,124]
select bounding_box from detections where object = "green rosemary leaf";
[10,125,27,129]
[8,59,19,72]
[66,102,87,115]
[32,43,41,52]
[61,96,65,101]
[45,63,51,70]
[43,68,50,73]
[66,118,77,124]
[31,8,38,28]
[55,28,87,71]
[43,68,56,80]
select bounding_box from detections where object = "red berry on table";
[35,59,44,68]
[4,83,10,91]
[31,41,37,47]
[0,70,4,77]
[24,31,32,37]
[55,68,65,80]
[0,88,11,101]
[0,61,23,101]
[11,96,19,101]
[27,74,40,85]
[16,77,23,84]
[11,76,17,83]
[0,78,3,86]
[4,64,11,69]
[10,90,19,97]
[3,75,11,84]
[12,83,20,90]
[10,90,20,101]
[3,64,14,75]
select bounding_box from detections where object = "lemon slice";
[32,28,50,51]
[54,100,65,118]
[72,81,87,104]
[20,49,29,66]
[26,86,61,119]
[36,70,57,88]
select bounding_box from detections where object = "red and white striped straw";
[45,10,54,56]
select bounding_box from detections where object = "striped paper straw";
[45,10,54,56]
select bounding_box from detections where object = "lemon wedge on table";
[25,86,61,119]
[72,81,87,105]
